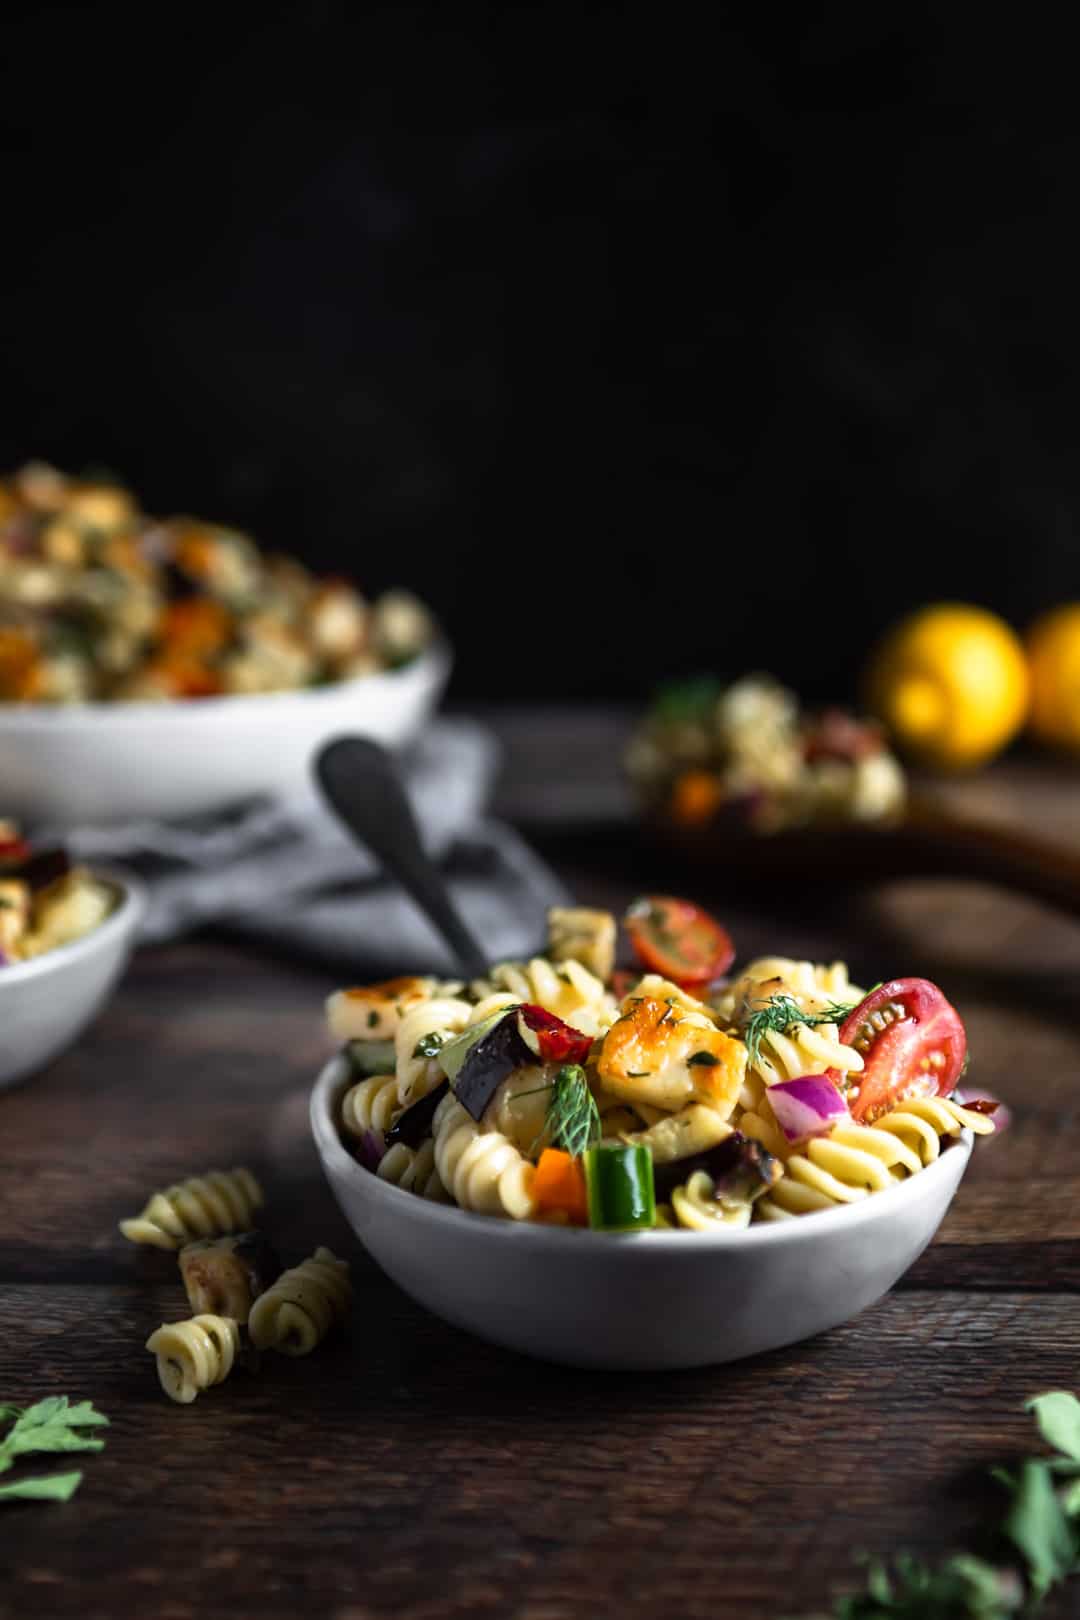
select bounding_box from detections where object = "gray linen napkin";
[57,720,568,973]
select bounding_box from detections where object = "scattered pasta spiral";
[432,1091,537,1220]
[376,1138,449,1200]
[394,995,472,1106]
[472,957,617,1037]
[119,1168,264,1250]
[248,1245,352,1355]
[341,1074,400,1137]
[145,1313,241,1404]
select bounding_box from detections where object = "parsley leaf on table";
[0,1396,109,1504]
[800,1390,1080,1618]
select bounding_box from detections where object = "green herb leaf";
[688,1050,720,1067]
[743,994,858,1069]
[412,1031,445,1060]
[0,1470,84,1503]
[1026,1392,1080,1465]
[1001,1458,1077,1598]
[542,1065,602,1158]
[0,1398,108,1508]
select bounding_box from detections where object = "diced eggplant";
[179,1231,283,1322]
[383,1079,449,1150]
[652,1132,781,1203]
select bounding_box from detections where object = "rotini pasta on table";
[329,897,1000,1233]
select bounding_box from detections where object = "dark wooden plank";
[1,1287,1077,1620]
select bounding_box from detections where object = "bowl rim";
[310,1052,974,1253]
[0,639,449,730]
[0,863,145,991]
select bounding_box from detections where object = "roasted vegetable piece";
[383,1079,449,1150]
[517,1005,594,1067]
[653,1132,782,1203]
[178,1232,283,1323]
[450,1015,533,1120]
[533,1150,589,1225]
[584,1144,656,1231]
[624,896,735,986]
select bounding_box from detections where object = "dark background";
[1,4,1076,701]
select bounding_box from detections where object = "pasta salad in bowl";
[311,897,998,1367]
[0,822,143,1089]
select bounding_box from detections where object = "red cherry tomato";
[624,896,735,987]
[839,978,967,1123]
[0,837,31,864]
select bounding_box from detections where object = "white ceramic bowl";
[311,1054,973,1370]
[0,642,450,826]
[0,869,144,1090]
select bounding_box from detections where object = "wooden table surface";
[2,716,1079,1620]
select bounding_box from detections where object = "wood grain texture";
[2,734,1080,1619]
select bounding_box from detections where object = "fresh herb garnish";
[412,1031,445,1060]
[536,1064,602,1158]
[743,994,858,1069]
[688,1051,720,1067]
[0,1396,108,1505]
[798,1389,1080,1617]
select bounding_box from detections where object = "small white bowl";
[0,641,450,826]
[311,1055,973,1370]
[0,869,144,1090]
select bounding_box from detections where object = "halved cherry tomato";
[517,1005,593,1066]
[624,896,735,987]
[839,978,967,1123]
[0,837,31,864]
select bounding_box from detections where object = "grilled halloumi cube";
[546,906,617,984]
[326,977,436,1043]
[597,996,746,1116]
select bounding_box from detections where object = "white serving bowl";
[311,1054,973,1370]
[0,641,450,826]
[0,869,144,1090]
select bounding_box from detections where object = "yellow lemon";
[1027,604,1080,751]
[865,604,1028,770]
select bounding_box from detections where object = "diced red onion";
[767,1074,849,1143]
[355,1130,386,1172]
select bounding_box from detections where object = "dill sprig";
[518,1064,602,1158]
[743,994,858,1069]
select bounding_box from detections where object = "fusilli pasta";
[341,1073,400,1137]
[472,957,616,1038]
[145,1313,241,1403]
[395,995,472,1106]
[376,1138,449,1200]
[119,1168,263,1250]
[248,1246,352,1355]
[432,1091,537,1219]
